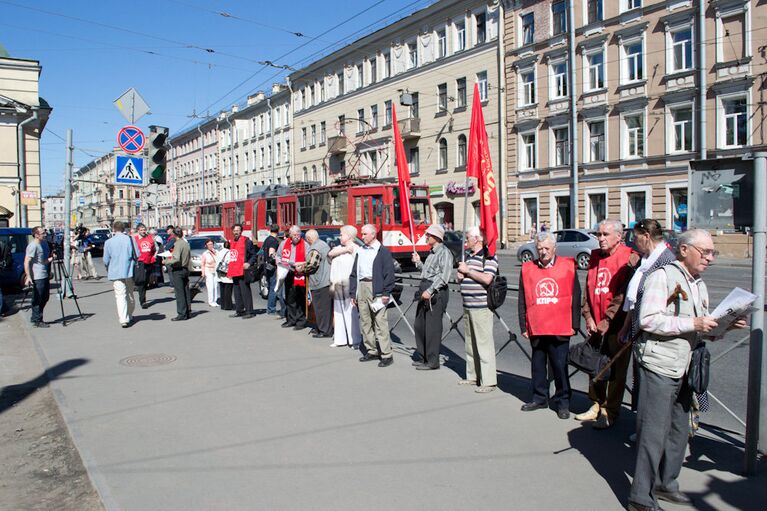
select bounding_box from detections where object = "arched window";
[457,134,467,167]
[303,166,308,181]
[438,138,448,170]
[312,165,318,182]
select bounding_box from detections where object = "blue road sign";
[115,156,144,185]
[117,125,146,154]
[78,197,85,205]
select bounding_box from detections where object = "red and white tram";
[195,179,433,261]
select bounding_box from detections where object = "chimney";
[272,83,285,94]
[231,104,239,113]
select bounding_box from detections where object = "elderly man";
[411,224,454,370]
[133,223,156,309]
[163,227,192,321]
[227,223,257,319]
[350,224,396,367]
[302,229,333,338]
[279,225,309,330]
[456,226,499,392]
[518,231,581,418]
[103,221,139,328]
[576,219,639,429]
[628,230,744,511]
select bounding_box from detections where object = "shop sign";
[20,191,39,206]
[445,180,476,197]
[428,185,444,197]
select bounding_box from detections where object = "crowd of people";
[19,217,747,511]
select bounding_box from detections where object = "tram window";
[235,202,246,225]
[329,191,347,225]
[371,196,383,221]
[200,205,221,228]
[298,195,312,225]
[355,197,364,224]
[410,199,431,225]
[311,192,332,225]
[265,199,277,226]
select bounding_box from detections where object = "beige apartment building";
[289,0,505,233]
[0,56,51,227]
[505,0,766,256]
[74,151,143,229]
[42,194,65,230]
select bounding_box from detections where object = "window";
[370,105,378,129]
[357,109,365,133]
[408,147,420,174]
[320,83,326,102]
[337,72,344,96]
[356,64,363,89]
[438,83,448,112]
[438,29,447,58]
[522,197,538,235]
[438,138,448,170]
[520,69,536,105]
[623,39,644,83]
[301,127,307,149]
[455,21,466,52]
[521,13,534,46]
[477,72,488,102]
[410,93,419,119]
[310,125,316,146]
[385,100,393,126]
[275,143,281,163]
[457,134,467,167]
[623,113,644,158]
[587,0,603,24]
[320,122,326,144]
[553,127,569,166]
[551,62,568,99]
[722,96,748,147]
[338,115,345,135]
[285,140,290,162]
[627,191,646,226]
[670,27,693,72]
[383,52,391,79]
[476,12,487,44]
[260,148,265,167]
[408,42,418,69]
[370,58,377,84]
[587,120,606,162]
[521,131,537,171]
[586,50,605,91]
[588,193,606,229]
[671,106,693,152]
[552,1,567,36]
[624,0,642,11]
[456,78,467,108]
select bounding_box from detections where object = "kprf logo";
[595,267,612,295]
[535,278,559,304]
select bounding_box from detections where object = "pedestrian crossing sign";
[115,156,144,185]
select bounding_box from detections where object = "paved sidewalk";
[8,275,766,511]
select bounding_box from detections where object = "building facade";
[289,0,505,232]
[504,0,766,256]
[74,151,143,229]
[0,56,51,227]
[42,194,65,230]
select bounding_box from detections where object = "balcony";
[398,117,421,139]
[327,136,348,154]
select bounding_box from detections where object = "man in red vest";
[576,219,640,429]
[278,225,308,330]
[227,223,257,319]
[518,231,581,419]
[134,223,156,309]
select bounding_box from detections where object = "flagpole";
[461,175,469,263]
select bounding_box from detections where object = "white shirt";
[356,240,380,279]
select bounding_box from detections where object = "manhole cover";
[119,354,177,367]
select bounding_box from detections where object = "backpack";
[0,239,11,271]
[482,249,507,311]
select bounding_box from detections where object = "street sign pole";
[63,129,73,279]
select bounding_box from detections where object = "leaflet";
[706,287,757,339]
[157,250,172,258]
[369,297,386,312]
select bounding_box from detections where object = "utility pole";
[63,129,73,277]
[198,124,206,206]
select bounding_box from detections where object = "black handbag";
[687,342,710,394]
[568,335,612,382]
[134,261,147,286]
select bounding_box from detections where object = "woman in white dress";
[328,225,361,348]
[214,241,234,311]
[200,239,219,307]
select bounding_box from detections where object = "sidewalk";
[8,275,766,511]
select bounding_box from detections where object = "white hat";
[425,223,445,241]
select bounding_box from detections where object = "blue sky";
[0,0,436,195]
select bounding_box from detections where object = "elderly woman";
[215,241,234,310]
[328,225,361,348]
[200,239,219,307]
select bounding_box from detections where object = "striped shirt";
[460,248,498,309]
[639,262,708,336]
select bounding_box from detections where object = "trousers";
[285,273,306,327]
[356,281,391,358]
[588,333,631,420]
[530,336,571,408]
[112,278,135,324]
[414,289,448,368]
[170,269,191,318]
[629,366,692,508]
[332,283,361,347]
[31,278,50,323]
[232,276,253,314]
[82,251,98,278]
[204,271,219,306]
[464,307,496,386]
[311,285,333,335]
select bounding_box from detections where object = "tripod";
[52,258,84,326]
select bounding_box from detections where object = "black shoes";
[230,312,244,318]
[627,502,664,511]
[359,354,379,362]
[241,313,255,319]
[521,401,547,412]
[312,333,331,338]
[281,321,295,328]
[655,489,692,506]
[378,357,393,368]
[415,364,439,370]
[32,321,49,328]
[293,324,306,331]
[411,361,425,367]
[171,315,187,321]
[309,328,319,335]
[140,303,149,309]
[557,409,571,420]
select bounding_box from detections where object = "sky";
[0,0,438,195]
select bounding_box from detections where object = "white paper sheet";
[707,287,757,338]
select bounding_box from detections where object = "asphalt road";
[397,253,759,435]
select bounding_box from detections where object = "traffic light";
[148,125,169,184]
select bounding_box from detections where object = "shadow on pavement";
[132,312,167,322]
[48,313,95,326]
[0,358,89,415]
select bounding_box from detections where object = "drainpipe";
[286,78,295,184]
[197,124,206,206]
[569,0,579,228]
[496,0,507,248]
[17,109,38,227]
[693,0,707,229]
[226,114,234,200]
[268,97,275,184]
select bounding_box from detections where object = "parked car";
[0,228,33,291]
[187,236,212,275]
[623,229,680,252]
[516,229,599,270]
[85,232,109,257]
[441,230,464,267]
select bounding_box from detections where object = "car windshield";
[187,238,209,250]
[91,233,108,241]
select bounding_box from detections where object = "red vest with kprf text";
[522,257,575,337]
[586,245,634,324]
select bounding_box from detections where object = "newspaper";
[706,287,757,338]
[369,297,386,312]
[157,250,172,258]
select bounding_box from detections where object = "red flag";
[392,104,412,229]
[467,82,499,256]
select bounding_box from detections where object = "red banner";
[392,104,412,230]
[466,82,499,256]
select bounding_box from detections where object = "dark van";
[0,228,33,290]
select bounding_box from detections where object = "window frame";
[666,24,694,74]
[583,46,606,92]
[621,110,646,160]
[518,67,536,107]
[584,118,607,163]
[438,83,448,112]
[457,134,467,168]
[455,20,466,52]
[520,12,534,47]
[549,59,568,100]
[620,34,645,85]
[667,102,694,154]
[552,1,567,36]
[718,93,750,149]
[519,130,537,172]
[477,71,488,102]
[438,138,448,170]
[550,125,570,167]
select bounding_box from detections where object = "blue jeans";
[31,278,50,323]
[266,270,277,313]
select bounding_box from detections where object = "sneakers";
[574,404,601,421]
